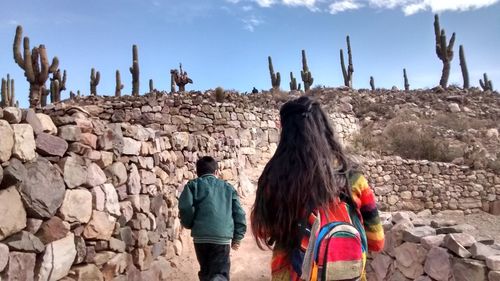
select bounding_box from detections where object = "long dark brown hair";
[251,96,354,252]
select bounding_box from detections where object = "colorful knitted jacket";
[270,173,385,281]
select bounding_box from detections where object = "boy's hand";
[231,241,241,251]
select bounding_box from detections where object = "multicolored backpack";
[298,201,368,281]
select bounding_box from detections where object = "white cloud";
[368,0,500,15]
[225,0,499,15]
[329,0,364,14]
[242,5,254,11]
[283,0,317,7]
[256,0,276,7]
[242,15,264,31]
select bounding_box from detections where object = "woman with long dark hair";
[251,96,384,281]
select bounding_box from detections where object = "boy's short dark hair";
[196,156,218,177]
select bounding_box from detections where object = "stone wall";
[0,92,281,281]
[366,211,500,281]
[0,91,499,280]
[364,157,500,215]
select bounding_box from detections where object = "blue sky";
[0,0,499,107]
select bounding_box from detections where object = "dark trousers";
[194,243,231,281]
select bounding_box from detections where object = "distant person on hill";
[179,156,247,281]
[251,96,384,281]
[252,87,259,94]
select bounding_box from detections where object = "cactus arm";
[13,26,25,68]
[347,36,354,74]
[459,45,469,89]
[340,49,347,84]
[447,32,456,59]
[38,45,52,83]
[23,39,36,83]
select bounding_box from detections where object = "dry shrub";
[432,113,496,132]
[384,122,457,162]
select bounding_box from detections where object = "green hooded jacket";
[178,174,247,244]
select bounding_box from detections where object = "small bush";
[384,122,457,162]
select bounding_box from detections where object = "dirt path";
[167,195,271,281]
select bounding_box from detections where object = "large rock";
[102,183,121,217]
[3,231,44,253]
[0,186,27,240]
[444,234,472,258]
[487,256,500,271]
[424,247,452,281]
[35,216,70,244]
[123,137,141,155]
[1,158,26,188]
[101,253,128,280]
[86,163,107,187]
[36,113,58,135]
[18,158,66,218]
[60,155,87,188]
[3,107,22,123]
[127,163,141,195]
[0,251,36,281]
[36,233,77,281]
[452,233,476,248]
[0,243,9,271]
[171,132,189,150]
[489,271,500,281]
[105,162,127,186]
[12,124,36,162]
[58,189,93,223]
[69,264,104,281]
[402,226,436,243]
[371,253,393,281]
[395,242,427,279]
[470,242,500,261]
[452,258,488,281]
[421,234,445,250]
[36,132,68,157]
[83,210,117,240]
[24,109,43,135]
[58,125,82,141]
[0,120,14,162]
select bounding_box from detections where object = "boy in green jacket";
[178,156,247,281]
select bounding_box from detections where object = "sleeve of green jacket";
[178,181,195,229]
[231,187,247,242]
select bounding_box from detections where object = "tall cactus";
[340,36,354,88]
[149,79,154,93]
[268,56,281,91]
[434,14,456,88]
[90,68,100,96]
[289,72,298,91]
[170,71,176,93]
[1,74,16,107]
[301,50,314,92]
[115,70,124,97]
[369,76,375,91]
[459,45,470,89]
[130,45,140,96]
[403,68,410,91]
[13,25,59,108]
[49,69,66,104]
[480,73,493,91]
